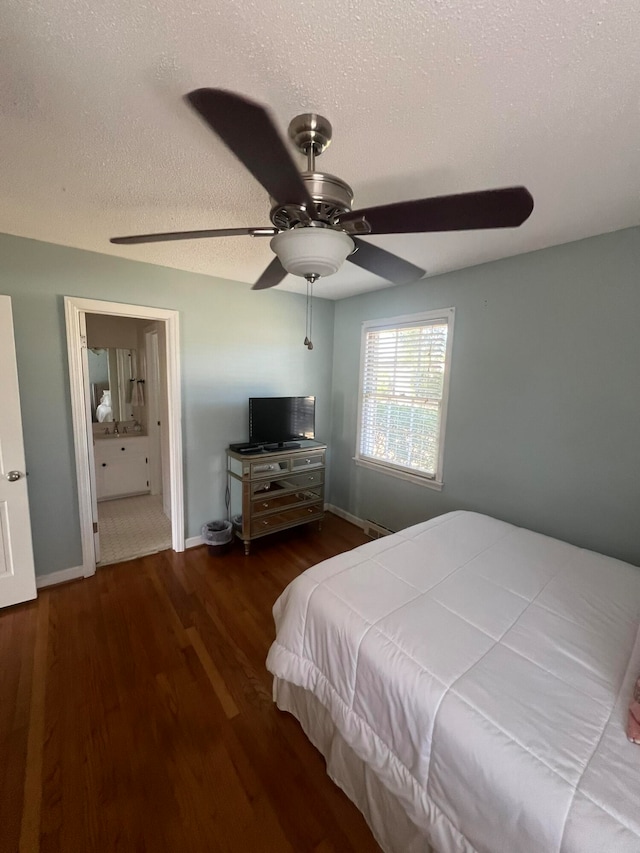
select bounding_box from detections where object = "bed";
[266,511,640,853]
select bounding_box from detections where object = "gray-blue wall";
[3,226,640,577]
[0,233,335,576]
[329,227,640,566]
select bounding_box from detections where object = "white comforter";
[266,511,640,853]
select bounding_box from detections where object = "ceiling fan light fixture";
[271,228,354,278]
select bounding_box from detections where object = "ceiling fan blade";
[349,238,425,284]
[186,88,314,210]
[252,256,287,290]
[110,227,277,245]
[339,187,534,234]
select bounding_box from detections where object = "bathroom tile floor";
[98,494,172,566]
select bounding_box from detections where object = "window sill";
[353,457,444,491]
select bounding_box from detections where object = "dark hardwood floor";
[0,514,382,853]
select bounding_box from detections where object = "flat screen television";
[249,396,316,446]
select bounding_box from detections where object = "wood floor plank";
[145,561,190,650]
[19,593,49,853]
[0,513,379,852]
[185,625,240,719]
[0,602,37,853]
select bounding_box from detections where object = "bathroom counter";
[94,432,147,440]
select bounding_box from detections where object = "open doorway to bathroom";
[65,298,184,578]
[86,314,172,565]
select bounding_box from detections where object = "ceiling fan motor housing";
[270,171,354,230]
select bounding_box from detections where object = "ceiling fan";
[111,89,534,292]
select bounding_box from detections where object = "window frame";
[354,308,455,490]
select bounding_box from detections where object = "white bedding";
[266,511,640,853]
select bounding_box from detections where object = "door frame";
[64,297,184,577]
[144,326,163,498]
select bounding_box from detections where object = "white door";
[78,313,101,562]
[0,296,37,608]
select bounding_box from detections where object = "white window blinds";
[357,310,453,482]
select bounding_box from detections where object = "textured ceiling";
[1,0,639,299]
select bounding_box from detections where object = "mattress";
[266,511,640,853]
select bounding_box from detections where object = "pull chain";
[307,279,313,350]
[304,279,310,347]
[304,274,317,350]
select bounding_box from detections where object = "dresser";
[227,442,326,554]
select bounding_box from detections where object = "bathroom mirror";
[88,348,137,422]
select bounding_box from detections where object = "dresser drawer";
[249,458,290,478]
[252,486,322,515]
[290,452,325,471]
[249,469,324,497]
[282,470,324,489]
[250,501,324,536]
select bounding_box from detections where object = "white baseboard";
[324,504,367,530]
[35,509,375,589]
[184,504,370,548]
[36,565,85,589]
[187,508,368,550]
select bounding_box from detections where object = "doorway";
[65,297,184,577]
[87,314,172,565]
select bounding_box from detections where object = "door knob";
[7,470,23,482]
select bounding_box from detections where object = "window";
[356,308,454,488]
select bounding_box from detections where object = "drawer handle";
[101,463,107,467]
[262,520,270,526]
[121,447,126,451]
[262,502,269,508]
[307,507,314,513]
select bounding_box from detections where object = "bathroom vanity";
[94,435,150,500]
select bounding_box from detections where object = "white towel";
[131,381,145,407]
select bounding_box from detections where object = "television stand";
[227,442,326,554]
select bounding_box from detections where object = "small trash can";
[202,519,233,557]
